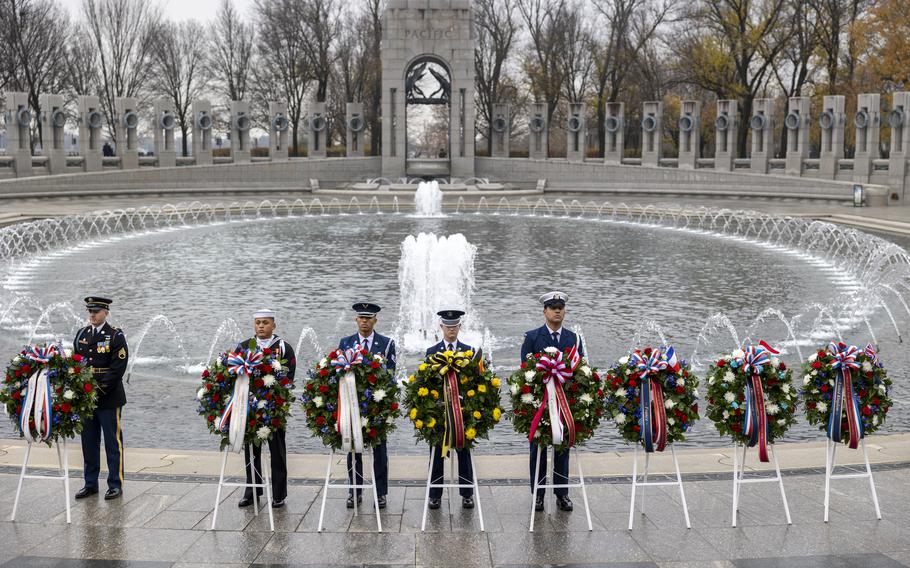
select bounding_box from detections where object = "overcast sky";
[58,0,255,22]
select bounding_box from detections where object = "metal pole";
[671,444,690,529]
[316,451,334,532]
[421,447,435,532]
[529,444,542,532]
[11,442,32,521]
[211,449,229,530]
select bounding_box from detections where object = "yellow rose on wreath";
[419,363,428,372]
[431,389,439,399]
[467,389,475,397]
[427,417,437,428]
[493,408,502,421]
[418,387,429,396]
[465,428,476,440]
[477,384,487,393]
[460,377,468,385]
[473,410,482,419]
[410,408,418,420]
[491,377,501,388]
[464,350,474,358]
[408,375,416,382]
[415,419,424,429]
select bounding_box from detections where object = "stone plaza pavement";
[1,436,910,568]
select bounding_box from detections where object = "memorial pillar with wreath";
[491,103,510,158]
[853,94,880,183]
[192,100,214,166]
[604,102,624,164]
[784,97,811,176]
[567,102,586,163]
[889,92,910,201]
[714,100,738,172]
[749,98,774,174]
[5,92,32,177]
[78,95,104,172]
[346,102,366,157]
[529,103,548,160]
[153,98,177,167]
[819,95,846,179]
[641,101,663,166]
[114,97,140,170]
[39,93,67,175]
[230,100,252,164]
[269,101,290,161]
[678,100,701,169]
[308,102,328,159]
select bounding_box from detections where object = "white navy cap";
[253,308,276,319]
[539,291,568,307]
[437,309,465,326]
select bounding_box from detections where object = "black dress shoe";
[428,497,441,510]
[346,494,362,509]
[104,488,122,500]
[462,496,474,509]
[556,495,573,511]
[534,497,544,512]
[238,496,254,508]
[75,487,98,500]
[271,498,285,509]
[376,495,387,509]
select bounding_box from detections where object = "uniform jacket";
[425,340,474,358]
[339,332,397,372]
[235,336,297,382]
[74,321,128,409]
[519,325,585,362]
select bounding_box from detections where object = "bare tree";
[151,20,209,156]
[282,0,342,103]
[560,2,594,104]
[518,0,570,122]
[363,0,384,155]
[474,0,519,154]
[82,0,162,143]
[64,23,99,100]
[209,0,254,104]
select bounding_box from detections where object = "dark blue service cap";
[437,309,465,326]
[84,296,113,310]
[353,302,381,317]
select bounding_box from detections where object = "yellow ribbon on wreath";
[428,350,472,456]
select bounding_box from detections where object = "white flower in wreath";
[618,355,630,365]
[808,353,817,362]
[693,388,700,397]
[811,370,818,377]
[580,365,592,377]
[877,384,887,394]
[387,416,396,424]
[262,374,276,387]
[777,419,787,426]
[723,410,730,420]
[724,371,735,383]
[828,378,835,385]
[624,368,631,376]
[873,415,880,426]
[579,393,593,405]
[373,389,386,402]
[257,400,267,410]
[677,378,685,387]
[544,347,559,355]
[256,426,271,439]
[272,360,282,371]
[614,413,626,424]
[803,375,811,386]
[520,393,535,404]
[361,417,370,428]
[781,383,790,393]
[68,367,75,374]
[862,361,873,372]
[524,371,536,381]
[667,417,676,426]
[13,355,22,363]
[196,388,206,401]
[664,399,675,409]
[766,403,780,415]
[533,430,541,438]
[614,388,626,398]
[708,376,716,385]
[313,396,324,408]
[64,389,75,401]
[817,402,828,413]
[724,391,735,403]
[509,383,519,396]
[732,349,745,360]
[319,358,328,368]
[63,348,73,358]
[771,357,780,368]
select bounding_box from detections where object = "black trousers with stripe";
[81,407,124,490]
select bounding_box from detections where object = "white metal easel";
[420,449,484,531]
[316,449,382,532]
[731,442,791,527]
[11,440,72,524]
[628,443,690,530]
[529,445,592,532]
[211,447,274,531]
[824,437,881,522]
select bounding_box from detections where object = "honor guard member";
[74,296,128,501]
[236,308,296,509]
[520,291,585,513]
[425,309,476,510]
[338,302,396,510]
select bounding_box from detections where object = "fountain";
[413,180,444,217]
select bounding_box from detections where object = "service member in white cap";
[337,302,397,509]
[520,291,585,512]
[424,309,477,510]
[235,308,296,509]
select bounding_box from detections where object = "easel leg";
[545,447,554,515]
[771,446,791,525]
[529,444,542,532]
[641,450,650,515]
[211,449,229,530]
[247,453,259,518]
[421,448,435,532]
[861,439,882,519]
[370,448,382,533]
[628,444,639,531]
[824,438,833,523]
[317,451,333,533]
[57,441,71,524]
[574,447,593,531]
[671,445,690,529]
[731,443,739,528]
[470,453,485,532]
[11,442,32,522]
[448,452,455,514]
[263,448,274,532]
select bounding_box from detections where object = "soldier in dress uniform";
[236,308,296,509]
[425,309,476,510]
[73,296,128,501]
[520,291,585,513]
[338,302,396,510]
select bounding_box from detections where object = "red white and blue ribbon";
[24,344,59,364]
[226,350,263,377]
[219,350,259,453]
[19,345,59,444]
[528,350,577,447]
[738,341,779,462]
[864,344,878,365]
[332,345,365,453]
[631,348,671,453]
[827,342,863,449]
